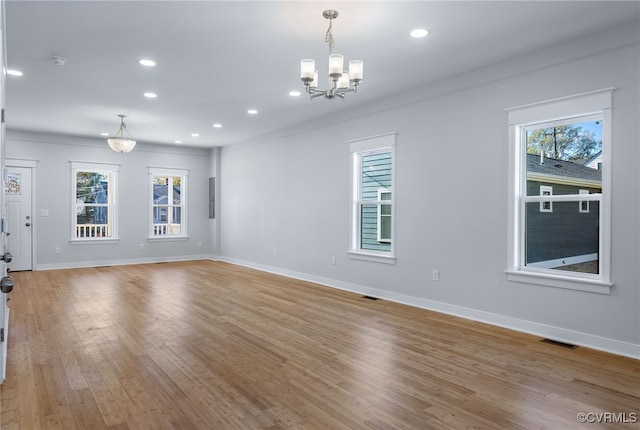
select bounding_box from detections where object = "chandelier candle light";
[107,114,137,153]
[300,10,363,100]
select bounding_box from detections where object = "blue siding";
[361,151,392,252]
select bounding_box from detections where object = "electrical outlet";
[54,247,60,254]
[331,255,336,265]
[139,243,145,250]
[432,269,440,281]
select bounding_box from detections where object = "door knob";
[0,252,11,263]
[25,223,31,227]
[0,276,14,293]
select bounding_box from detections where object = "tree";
[526,123,600,163]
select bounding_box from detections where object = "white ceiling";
[4,1,639,149]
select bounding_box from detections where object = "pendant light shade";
[107,115,137,153]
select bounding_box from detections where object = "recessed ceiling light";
[7,69,23,76]
[213,123,222,128]
[191,133,199,137]
[143,92,158,98]
[247,109,258,115]
[289,91,301,97]
[410,28,430,38]
[139,59,156,67]
[100,132,109,136]
[174,140,182,144]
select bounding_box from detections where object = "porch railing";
[153,223,181,236]
[76,224,111,238]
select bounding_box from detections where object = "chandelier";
[300,10,363,100]
[107,114,137,153]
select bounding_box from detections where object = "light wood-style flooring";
[1,261,638,429]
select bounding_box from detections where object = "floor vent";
[541,338,578,349]
[362,296,379,300]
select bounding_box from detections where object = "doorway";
[4,165,33,271]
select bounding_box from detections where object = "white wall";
[5,132,211,269]
[219,22,640,357]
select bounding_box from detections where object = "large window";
[506,89,613,293]
[71,162,118,241]
[349,133,395,263]
[149,168,188,238]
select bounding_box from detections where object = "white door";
[5,166,32,271]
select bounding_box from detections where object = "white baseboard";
[218,256,640,360]
[34,254,211,271]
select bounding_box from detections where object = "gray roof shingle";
[527,153,602,182]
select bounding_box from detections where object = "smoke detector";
[50,56,67,66]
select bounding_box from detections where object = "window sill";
[505,270,612,294]
[348,251,396,265]
[147,236,188,243]
[70,238,120,245]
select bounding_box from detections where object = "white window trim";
[505,88,613,294]
[70,161,120,243]
[148,167,189,240]
[349,132,396,264]
[539,185,553,212]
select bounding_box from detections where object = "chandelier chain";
[325,18,335,54]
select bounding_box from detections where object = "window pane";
[77,206,109,225]
[76,172,109,203]
[153,176,169,205]
[173,177,182,204]
[525,201,599,274]
[154,207,168,224]
[525,120,602,196]
[361,151,392,201]
[74,169,113,239]
[361,204,391,251]
[380,214,391,240]
[5,173,21,194]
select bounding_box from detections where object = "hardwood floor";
[0,261,638,429]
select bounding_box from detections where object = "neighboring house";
[361,151,392,252]
[525,153,602,269]
[153,183,181,224]
[584,150,603,170]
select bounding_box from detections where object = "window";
[71,162,118,241]
[149,168,188,238]
[377,189,392,242]
[579,189,590,213]
[506,88,613,293]
[539,185,553,212]
[349,133,396,263]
